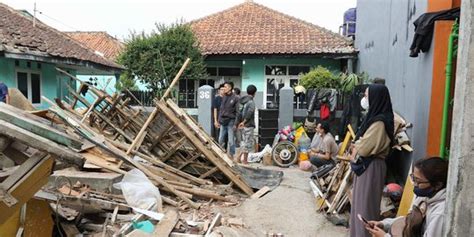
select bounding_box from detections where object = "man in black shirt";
[213,84,225,140]
[218,81,238,156]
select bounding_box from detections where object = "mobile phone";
[357,214,374,228]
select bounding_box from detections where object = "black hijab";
[355,84,395,143]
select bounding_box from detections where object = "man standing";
[236,85,257,164]
[0,81,9,104]
[213,84,225,140]
[218,81,238,156]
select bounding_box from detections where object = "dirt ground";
[216,166,349,237]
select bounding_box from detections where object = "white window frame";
[15,69,42,105]
[263,64,311,109]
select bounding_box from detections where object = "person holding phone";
[349,84,394,237]
[364,157,448,237]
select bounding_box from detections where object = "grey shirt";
[317,133,339,160]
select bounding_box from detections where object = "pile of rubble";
[0,66,282,236]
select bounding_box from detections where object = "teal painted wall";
[0,57,77,109]
[241,57,341,91]
[0,57,15,88]
[77,75,117,104]
[206,60,242,67]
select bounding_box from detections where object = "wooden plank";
[81,96,105,123]
[166,100,234,167]
[199,167,219,179]
[0,155,54,225]
[162,58,191,100]
[0,103,83,150]
[66,87,135,143]
[327,168,352,214]
[152,209,179,237]
[107,139,211,186]
[1,152,46,190]
[161,137,187,162]
[127,58,191,155]
[156,100,253,196]
[0,122,84,167]
[60,222,80,237]
[204,213,221,237]
[126,108,159,155]
[250,186,271,199]
[82,152,126,175]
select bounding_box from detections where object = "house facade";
[182,1,356,110]
[0,4,122,108]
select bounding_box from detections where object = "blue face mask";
[413,186,435,197]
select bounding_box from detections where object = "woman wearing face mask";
[365,157,448,237]
[349,84,394,237]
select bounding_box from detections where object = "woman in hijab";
[349,84,394,237]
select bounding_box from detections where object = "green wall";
[0,57,15,88]
[242,57,341,91]
[204,56,341,92]
[0,57,76,108]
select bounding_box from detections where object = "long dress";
[350,121,391,237]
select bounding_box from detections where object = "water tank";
[342,8,356,38]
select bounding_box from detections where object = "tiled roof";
[0,3,122,70]
[66,31,125,61]
[190,2,355,56]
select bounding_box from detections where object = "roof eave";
[3,51,124,75]
[202,51,358,59]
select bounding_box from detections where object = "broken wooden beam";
[152,209,179,237]
[0,122,84,167]
[156,100,254,196]
[126,58,191,155]
[0,154,54,224]
[0,103,83,150]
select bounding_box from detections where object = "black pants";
[309,156,334,167]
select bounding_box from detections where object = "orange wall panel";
[426,21,454,156]
[453,0,461,8]
[428,0,460,11]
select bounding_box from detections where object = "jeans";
[219,119,235,156]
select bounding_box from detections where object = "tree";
[299,66,340,89]
[118,22,207,94]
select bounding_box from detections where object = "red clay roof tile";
[190,2,355,56]
[0,3,122,70]
[66,31,124,61]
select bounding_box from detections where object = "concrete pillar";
[445,2,474,236]
[347,58,354,73]
[197,85,215,136]
[278,86,294,129]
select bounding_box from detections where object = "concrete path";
[218,167,349,237]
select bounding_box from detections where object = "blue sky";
[1,0,357,40]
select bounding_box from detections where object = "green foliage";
[299,66,340,89]
[340,73,362,92]
[118,22,207,94]
[115,71,138,91]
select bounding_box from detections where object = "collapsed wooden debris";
[0,60,285,235]
[310,161,352,215]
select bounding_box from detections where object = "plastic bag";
[247,144,272,163]
[113,169,163,211]
[293,126,306,145]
